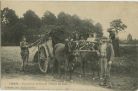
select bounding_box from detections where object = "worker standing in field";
[99,37,115,88]
[20,36,30,71]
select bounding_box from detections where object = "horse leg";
[65,59,70,80]
[92,71,96,80]
[58,68,61,78]
[82,60,85,77]
[92,62,98,80]
[22,59,25,71]
[58,64,61,78]
[69,69,72,80]
[97,61,100,79]
[53,59,58,78]
[69,63,73,80]
[27,54,29,65]
[25,55,29,69]
[51,58,55,76]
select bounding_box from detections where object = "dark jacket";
[106,43,115,61]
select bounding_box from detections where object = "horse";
[52,39,76,80]
[75,41,101,79]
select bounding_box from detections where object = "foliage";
[94,23,103,37]
[42,11,57,25]
[1,7,18,25]
[108,19,127,33]
[23,10,41,29]
[112,46,138,76]
[1,8,25,45]
[107,19,127,57]
[1,8,103,46]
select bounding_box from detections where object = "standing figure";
[79,36,86,49]
[73,31,79,41]
[99,37,114,88]
[109,31,120,57]
[87,33,96,42]
[20,36,29,71]
[86,33,96,50]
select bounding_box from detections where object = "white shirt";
[100,43,107,57]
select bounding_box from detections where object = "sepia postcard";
[1,1,138,91]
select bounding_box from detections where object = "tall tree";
[94,23,103,38]
[23,10,41,29]
[108,19,127,33]
[40,11,57,34]
[1,7,18,26]
[1,8,20,45]
[108,19,127,57]
[42,11,57,25]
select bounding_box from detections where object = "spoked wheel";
[38,47,48,73]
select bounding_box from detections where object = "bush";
[112,46,138,75]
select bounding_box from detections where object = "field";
[1,46,138,91]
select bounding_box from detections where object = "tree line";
[1,7,103,46]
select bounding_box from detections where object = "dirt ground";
[1,46,138,91]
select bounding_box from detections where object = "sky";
[1,1,138,39]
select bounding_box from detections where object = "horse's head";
[65,39,75,54]
[65,40,81,60]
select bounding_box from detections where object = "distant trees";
[40,11,57,34]
[108,19,127,33]
[1,8,18,25]
[42,11,57,25]
[23,10,41,29]
[94,23,103,38]
[1,7,21,45]
[1,7,103,46]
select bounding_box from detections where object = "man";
[79,36,86,50]
[86,33,96,50]
[87,33,96,42]
[99,37,115,88]
[80,36,85,43]
[20,36,30,71]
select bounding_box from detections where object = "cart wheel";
[38,47,48,73]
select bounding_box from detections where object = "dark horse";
[76,41,101,79]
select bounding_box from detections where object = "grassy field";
[1,46,138,91]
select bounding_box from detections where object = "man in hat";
[99,36,115,88]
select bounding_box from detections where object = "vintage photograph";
[1,1,138,91]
